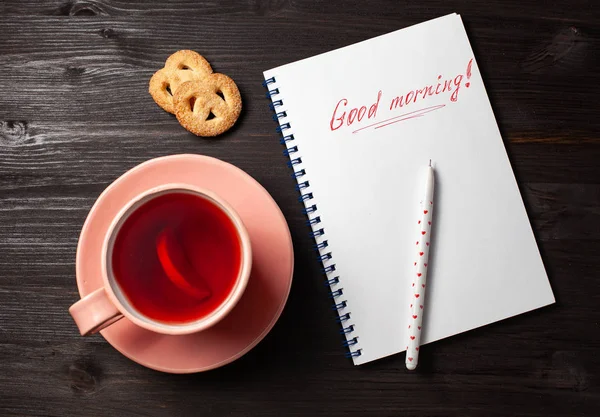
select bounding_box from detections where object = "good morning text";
[329,58,474,133]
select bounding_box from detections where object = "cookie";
[173,74,242,137]
[149,50,213,114]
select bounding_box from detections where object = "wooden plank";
[1,0,599,24]
[1,123,599,193]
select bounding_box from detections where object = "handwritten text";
[330,90,382,131]
[328,58,474,134]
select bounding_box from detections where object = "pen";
[406,160,435,370]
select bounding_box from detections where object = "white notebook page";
[264,13,554,365]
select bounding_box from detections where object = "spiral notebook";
[263,13,554,365]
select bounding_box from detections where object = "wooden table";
[1,1,599,416]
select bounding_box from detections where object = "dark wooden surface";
[1,1,599,416]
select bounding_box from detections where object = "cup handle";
[69,288,123,336]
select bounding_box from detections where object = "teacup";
[69,183,252,336]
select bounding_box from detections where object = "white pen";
[406,160,435,370]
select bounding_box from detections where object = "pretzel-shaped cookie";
[173,74,242,137]
[149,50,213,114]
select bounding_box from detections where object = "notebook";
[263,13,555,365]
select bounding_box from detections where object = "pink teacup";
[69,183,252,336]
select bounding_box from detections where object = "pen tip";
[429,159,432,167]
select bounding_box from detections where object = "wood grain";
[1,1,599,416]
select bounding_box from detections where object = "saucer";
[75,154,294,373]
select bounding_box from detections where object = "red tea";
[111,192,242,324]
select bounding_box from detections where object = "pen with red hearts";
[406,160,435,370]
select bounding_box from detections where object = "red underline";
[352,104,446,134]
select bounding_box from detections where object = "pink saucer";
[75,154,294,373]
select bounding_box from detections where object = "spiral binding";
[264,75,362,360]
